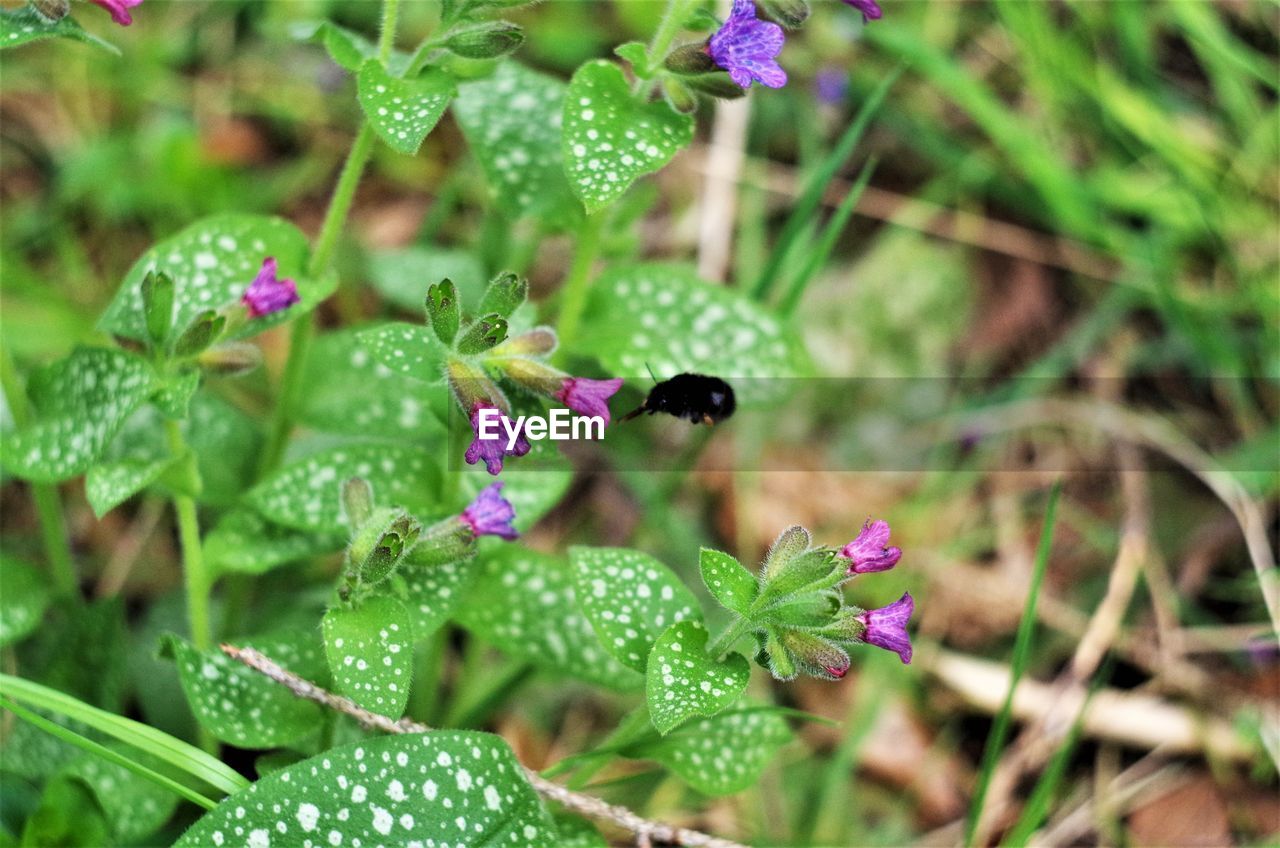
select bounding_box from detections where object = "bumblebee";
[619,373,736,426]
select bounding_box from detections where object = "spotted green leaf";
[322,596,414,718]
[569,546,701,673]
[3,347,156,482]
[174,731,556,848]
[645,621,750,734]
[578,263,800,403]
[699,548,757,616]
[456,547,643,691]
[355,322,450,384]
[204,509,344,577]
[99,214,328,345]
[400,556,477,639]
[367,246,486,312]
[151,368,201,419]
[628,708,792,795]
[63,750,178,843]
[165,630,327,749]
[358,60,455,155]
[454,61,580,223]
[0,6,119,54]
[247,442,441,534]
[0,556,50,647]
[562,60,694,212]
[85,456,176,517]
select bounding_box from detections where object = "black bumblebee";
[619,373,736,426]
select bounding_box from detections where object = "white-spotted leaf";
[569,546,701,673]
[699,548,758,616]
[358,60,455,155]
[645,621,750,734]
[151,369,201,419]
[85,456,176,517]
[368,246,486,312]
[0,6,119,53]
[64,751,178,842]
[562,61,693,211]
[174,731,556,848]
[323,596,414,718]
[456,547,643,691]
[400,556,478,639]
[355,322,449,384]
[204,509,344,577]
[0,556,50,647]
[630,708,792,795]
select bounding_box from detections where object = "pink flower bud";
[240,257,300,318]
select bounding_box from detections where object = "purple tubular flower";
[90,0,142,25]
[707,0,788,90]
[240,257,300,318]
[857,592,914,664]
[555,377,624,425]
[464,404,531,476]
[839,519,902,575]
[841,0,883,22]
[460,482,518,540]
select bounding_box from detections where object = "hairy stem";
[553,212,604,361]
[706,616,755,659]
[165,421,210,653]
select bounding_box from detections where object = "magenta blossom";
[465,404,531,476]
[240,257,300,318]
[839,519,901,575]
[842,0,882,22]
[555,377,624,425]
[89,0,142,25]
[708,0,787,90]
[460,482,518,540]
[857,592,913,664]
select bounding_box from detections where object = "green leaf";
[476,272,527,318]
[456,547,644,691]
[98,214,323,344]
[368,246,485,313]
[20,776,110,848]
[164,630,327,749]
[453,61,580,222]
[291,20,377,71]
[141,270,176,346]
[357,60,456,155]
[204,509,344,577]
[0,6,119,54]
[646,621,750,734]
[355,322,450,384]
[455,466,573,535]
[151,368,201,419]
[699,548,757,616]
[85,456,176,517]
[562,60,694,212]
[400,556,477,638]
[0,557,49,647]
[578,263,800,402]
[569,546,701,673]
[63,750,179,842]
[175,731,556,848]
[425,279,462,345]
[629,708,792,795]
[4,347,156,482]
[322,596,414,718]
[247,442,441,534]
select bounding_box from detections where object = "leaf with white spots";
[456,547,644,691]
[85,455,177,517]
[3,347,156,482]
[628,708,792,796]
[247,442,442,534]
[577,263,801,403]
[0,556,50,647]
[358,60,456,155]
[322,596,414,718]
[63,750,178,842]
[355,322,449,384]
[99,215,328,345]
[569,546,701,673]
[0,6,119,54]
[175,731,556,848]
[562,60,693,212]
[454,61,581,223]
[400,555,478,639]
[151,368,202,419]
[699,548,758,616]
[165,630,328,749]
[367,246,486,312]
[645,621,750,734]
[204,509,344,577]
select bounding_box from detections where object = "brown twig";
[220,644,747,848]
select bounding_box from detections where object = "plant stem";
[0,345,77,598]
[634,0,699,93]
[164,421,210,654]
[705,616,755,659]
[553,212,604,361]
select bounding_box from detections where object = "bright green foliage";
[165,630,328,749]
[151,368,201,419]
[63,750,178,843]
[175,732,556,848]
[357,60,456,155]
[0,557,50,647]
[368,246,485,313]
[699,548,757,616]
[204,509,344,576]
[292,20,382,72]
[646,620,750,734]
[456,547,644,691]
[400,556,477,638]
[569,546,701,673]
[85,456,176,517]
[629,708,793,795]
[0,6,118,53]
[562,61,694,211]
[322,595,414,717]
[356,322,450,383]
[19,776,111,847]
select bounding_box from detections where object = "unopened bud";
[476,272,527,318]
[684,73,748,100]
[406,517,478,567]
[348,507,422,587]
[664,43,717,75]
[663,78,697,114]
[425,279,461,345]
[758,0,811,28]
[341,478,375,529]
[488,327,558,358]
[779,630,850,680]
[172,310,227,358]
[31,0,70,22]
[455,313,509,355]
[141,271,175,347]
[443,22,525,60]
[197,342,262,376]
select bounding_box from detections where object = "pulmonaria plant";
[89,0,141,26]
[239,256,300,318]
[707,0,788,90]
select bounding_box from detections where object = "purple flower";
[857,592,913,664]
[90,0,142,25]
[839,519,902,575]
[464,404,530,476]
[555,377,624,425]
[708,0,787,90]
[814,67,849,105]
[240,257,300,318]
[460,482,518,540]
[841,0,883,23]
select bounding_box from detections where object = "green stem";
[634,0,699,93]
[378,0,400,63]
[0,346,77,598]
[553,212,604,361]
[705,616,755,659]
[164,421,210,654]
